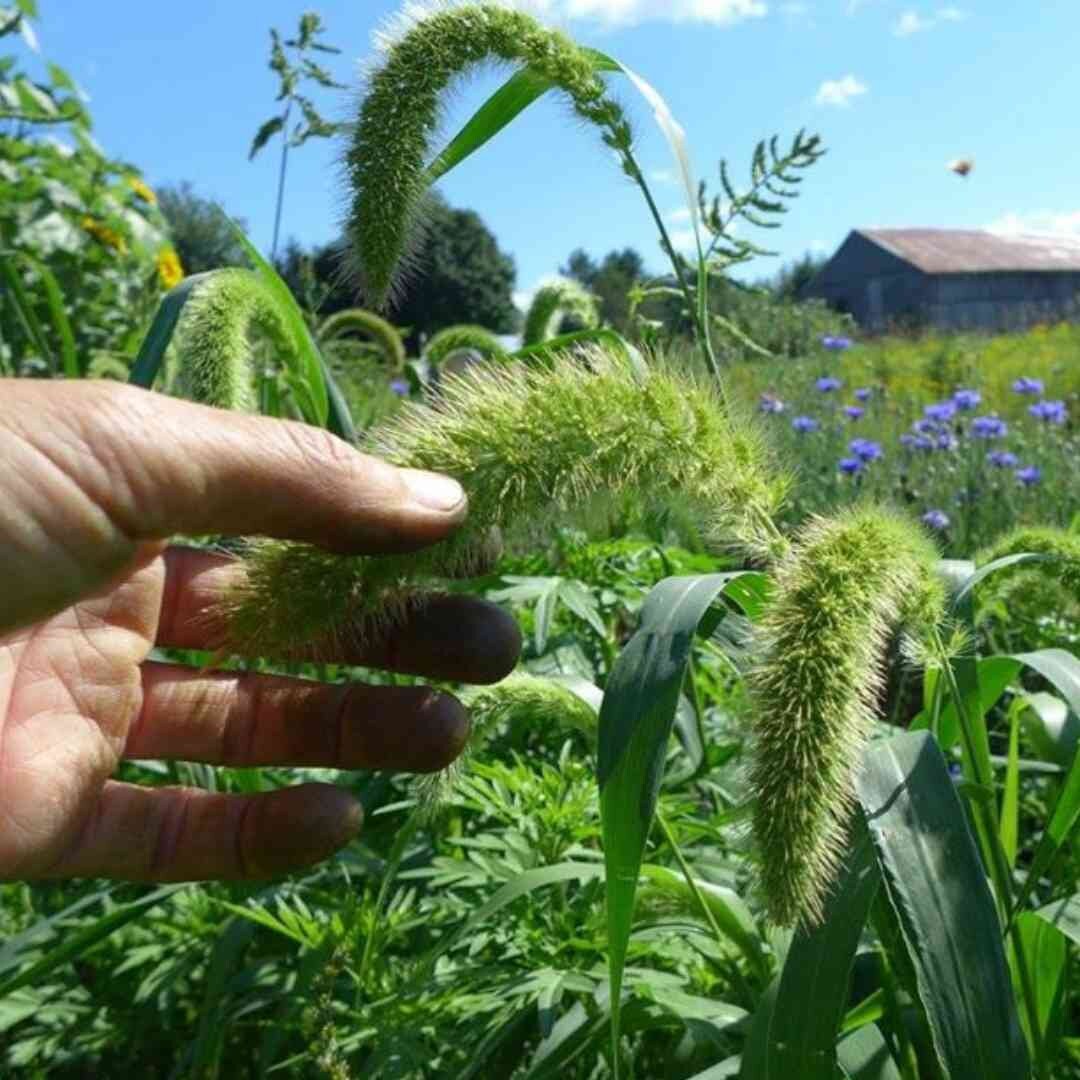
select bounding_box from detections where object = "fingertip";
[416,691,472,772]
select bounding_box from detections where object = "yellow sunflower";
[127,176,157,205]
[156,247,184,290]
[80,215,128,255]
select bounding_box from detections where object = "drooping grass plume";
[346,3,632,308]
[220,346,786,660]
[173,269,289,412]
[415,672,598,816]
[317,308,406,371]
[748,505,944,927]
[424,324,507,368]
[522,277,600,347]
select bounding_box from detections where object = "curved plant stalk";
[521,277,600,348]
[424,324,508,368]
[218,346,786,660]
[346,4,633,309]
[748,506,945,927]
[316,308,406,372]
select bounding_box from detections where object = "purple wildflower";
[952,388,981,411]
[1016,465,1042,486]
[854,387,873,401]
[816,376,843,392]
[914,418,939,435]
[759,393,785,414]
[849,438,883,461]
[972,415,1008,439]
[844,405,865,420]
[791,415,820,433]
[838,457,865,474]
[921,509,951,531]
[1028,399,1067,424]
[389,378,410,397]
[924,400,957,423]
[821,335,853,350]
[987,450,1019,468]
[935,432,958,451]
[1012,376,1045,395]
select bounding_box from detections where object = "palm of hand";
[0,552,161,878]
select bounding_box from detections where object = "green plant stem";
[623,157,720,381]
[934,633,1046,1079]
[270,99,292,262]
[656,811,726,951]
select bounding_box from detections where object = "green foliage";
[317,307,406,371]
[749,506,944,926]
[562,247,652,334]
[155,181,248,275]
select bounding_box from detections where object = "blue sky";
[33,1,1080,307]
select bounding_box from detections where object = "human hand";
[0,379,519,882]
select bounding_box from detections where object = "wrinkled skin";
[0,380,519,882]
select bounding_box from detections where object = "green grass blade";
[1010,912,1067,1072]
[0,884,187,997]
[513,328,647,376]
[854,731,1030,1080]
[128,272,215,389]
[1033,895,1080,945]
[0,248,56,373]
[747,818,878,1080]
[949,553,1053,613]
[836,1024,901,1079]
[598,572,755,1075]
[426,66,555,183]
[15,252,78,377]
[1002,697,1024,868]
[1007,649,1080,917]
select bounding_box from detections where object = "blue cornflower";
[988,450,1019,468]
[389,378,410,396]
[1016,465,1042,486]
[849,438,883,461]
[816,376,843,392]
[924,400,957,423]
[1012,376,1044,395]
[854,387,873,401]
[913,418,939,435]
[844,405,865,420]
[759,393,785,414]
[838,457,864,474]
[1028,399,1067,424]
[935,432,958,451]
[821,335,853,350]
[791,415,820,433]
[952,388,981,410]
[972,415,1008,439]
[921,509,950,531]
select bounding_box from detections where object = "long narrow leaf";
[749,819,879,1080]
[598,572,754,1072]
[854,732,1029,1080]
[128,272,215,389]
[836,1024,901,1080]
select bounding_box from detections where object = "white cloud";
[667,227,700,255]
[986,210,1080,238]
[649,168,678,185]
[539,0,767,25]
[814,74,867,107]
[893,6,967,36]
[666,206,693,225]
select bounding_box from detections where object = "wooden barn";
[801,228,1080,332]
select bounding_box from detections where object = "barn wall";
[803,236,1080,331]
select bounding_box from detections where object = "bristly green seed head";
[415,672,598,816]
[522,277,600,347]
[318,308,407,372]
[346,3,632,309]
[174,269,289,413]
[220,346,787,660]
[424,324,508,367]
[748,505,944,928]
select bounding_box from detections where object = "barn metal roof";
[857,228,1080,274]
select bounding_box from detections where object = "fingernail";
[401,469,466,513]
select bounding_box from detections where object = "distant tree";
[156,182,248,275]
[561,247,646,333]
[769,251,828,299]
[276,193,518,351]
